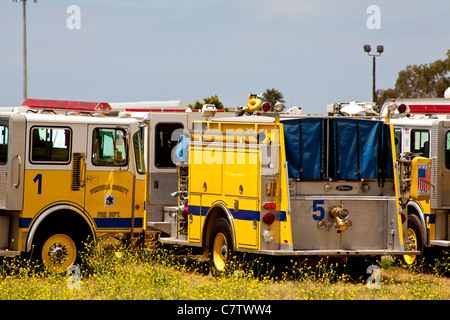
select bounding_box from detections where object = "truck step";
[430,240,450,247]
[147,221,171,235]
[0,249,21,257]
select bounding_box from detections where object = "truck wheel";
[402,214,423,265]
[209,218,233,272]
[36,232,78,273]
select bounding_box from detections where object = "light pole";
[14,0,37,101]
[363,44,384,103]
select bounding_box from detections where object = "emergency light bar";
[22,99,112,113]
[407,104,450,114]
[381,98,450,117]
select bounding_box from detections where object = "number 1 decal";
[33,173,42,194]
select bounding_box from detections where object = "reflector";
[263,202,276,210]
[262,212,275,225]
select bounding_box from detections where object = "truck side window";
[92,128,127,166]
[0,125,8,164]
[394,128,402,157]
[411,129,429,157]
[155,122,184,168]
[31,127,71,163]
[133,128,146,174]
[446,131,450,169]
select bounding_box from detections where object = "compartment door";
[0,115,26,210]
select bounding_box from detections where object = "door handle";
[13,155,21,188]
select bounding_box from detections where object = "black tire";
[402,214,424,265]
[209,218,234,273]
[32,221,89,273]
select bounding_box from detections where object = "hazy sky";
[1,0,449,113]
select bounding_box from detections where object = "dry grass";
[1,243,450,300]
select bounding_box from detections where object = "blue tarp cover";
[284,118,325,180]
[282,118,393,181]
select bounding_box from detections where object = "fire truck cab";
[380,98,450,263]
[0,99,146,271]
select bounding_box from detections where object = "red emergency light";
[22,99,112,113]
[408,104,450,114]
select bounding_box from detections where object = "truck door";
[147,113,186,221]
[0,115,25,210]
[85,125,136,231]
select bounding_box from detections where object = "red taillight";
[263,212,275,225]
[263,202,276,210]
[183,204,189,215]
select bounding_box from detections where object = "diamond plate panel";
[290,196,400,251]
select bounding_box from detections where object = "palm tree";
[262,88,286,107]
[13,0,37,101]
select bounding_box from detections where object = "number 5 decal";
[312,200,325,221]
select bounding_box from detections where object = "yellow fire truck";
[378,98,450,263]
[155,99,426,271]
[0,99,146,271]
[0,99,230,271]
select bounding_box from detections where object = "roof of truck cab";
[389,117,441,127]
[0,111,139,126]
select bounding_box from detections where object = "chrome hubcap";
[48,242,69,265]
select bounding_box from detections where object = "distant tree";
[187,94,224,110]
[376,49,450,107]
[262,88,285,107]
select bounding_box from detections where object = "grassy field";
[1,242,450,300]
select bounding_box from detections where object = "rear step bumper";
[159,236,418,257]
[234,248,420,257]
[0,249,21,257]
